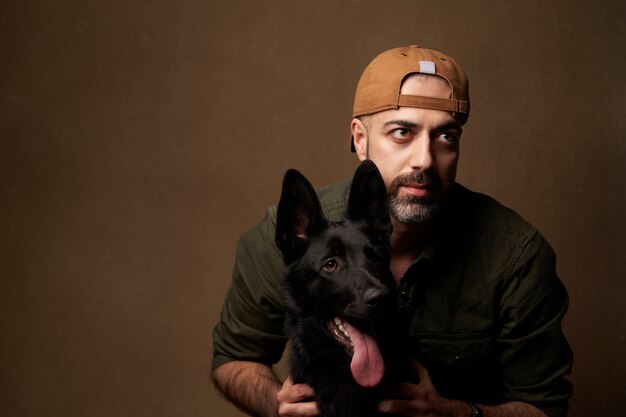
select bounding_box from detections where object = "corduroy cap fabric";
[352,45,470,122]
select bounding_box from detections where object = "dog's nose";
[363,287,388,307]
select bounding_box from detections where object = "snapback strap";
[398,94,469,114]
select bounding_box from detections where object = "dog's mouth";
[327,317,385,388]
[328,317,353,353]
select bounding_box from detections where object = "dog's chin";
[327,317,355,355]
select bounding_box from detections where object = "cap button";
[409,44,420,48]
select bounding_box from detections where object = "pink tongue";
[344,321,385,387]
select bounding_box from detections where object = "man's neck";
[391,217,433,253]
[389,217,434,283]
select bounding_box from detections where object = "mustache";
[388,170,442,194]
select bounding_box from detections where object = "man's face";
[351,75,462,224]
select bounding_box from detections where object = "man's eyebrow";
[436,120,463,133]
[382,119,463,132]
[383,119,419,129]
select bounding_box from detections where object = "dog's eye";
[323,258,338,271]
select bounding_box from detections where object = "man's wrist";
[464,401,483,417]
[442,399,479,417]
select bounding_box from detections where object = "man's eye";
[391,128,411,139]
[323,258,338,271]
[438,132,459,144]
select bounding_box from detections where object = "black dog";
[275,160,410,417]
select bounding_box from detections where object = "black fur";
[276,160,410,417]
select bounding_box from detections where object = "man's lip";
[399,184,432,197]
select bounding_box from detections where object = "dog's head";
[275,160,394,387]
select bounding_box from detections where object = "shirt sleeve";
[497,231,573,413]
[211,208,287,371]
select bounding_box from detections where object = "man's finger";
[282,376,293,389]
[278,401,319,417]
[384,382,421,400]
[412,360,431,385]
[378,398,427,416]
[277,379,315,403]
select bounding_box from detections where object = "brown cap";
[352,45,470,122]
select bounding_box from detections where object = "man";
[212,45,573,417]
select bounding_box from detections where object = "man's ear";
[351,118,368,161]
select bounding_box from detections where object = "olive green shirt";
[212,179,573,412]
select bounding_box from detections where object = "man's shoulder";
[264,176,351,225]
[445,184,557,290]
[313,177,352,220]
[451,183,539,248]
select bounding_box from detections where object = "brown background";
[1,1,625,416]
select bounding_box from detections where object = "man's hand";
[276,377,319,417]
[378,361,551,417]
[378,360,468,417]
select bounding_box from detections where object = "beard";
[387,170,443,224]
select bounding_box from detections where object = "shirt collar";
[413,182,462,265]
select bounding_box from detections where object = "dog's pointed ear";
[346,160,391,237]
[275,169,326,264]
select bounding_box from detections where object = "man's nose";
[409,135,434,171]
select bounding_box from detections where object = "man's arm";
[212,361,319,417]
[212,361,281,417]
[378,361,550,417]
[382,398,548,417]
[480,402,547,417]
[211,213,289,416]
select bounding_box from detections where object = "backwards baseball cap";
[351,45,470,151]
